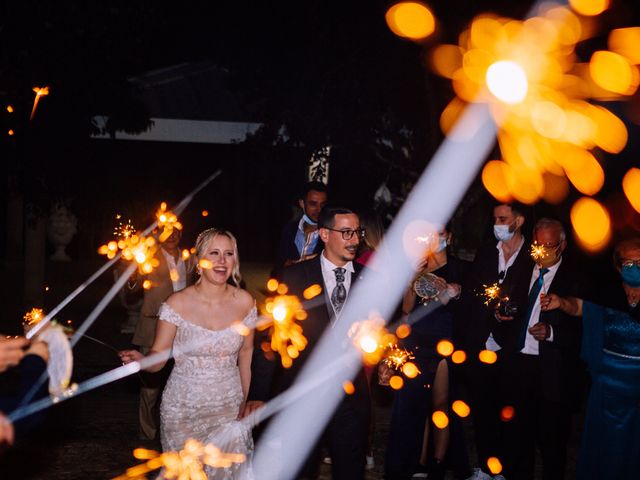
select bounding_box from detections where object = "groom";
[245,206,371,479]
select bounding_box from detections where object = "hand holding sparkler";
[378,362,394,386]
[0,337,29,373]
[119,349,144,365]
[0,412,14,447]
[479,283,518,321]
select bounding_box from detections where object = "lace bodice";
[158,302,256,479]
[159,302,258,376]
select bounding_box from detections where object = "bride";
[120,228,256,478]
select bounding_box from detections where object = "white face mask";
[494,224,515,242]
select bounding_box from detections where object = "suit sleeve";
[247,328,276,402]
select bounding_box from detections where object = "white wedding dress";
[158,302,256,479]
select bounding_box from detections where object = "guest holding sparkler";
[120,228,256,479]
[541,238,640,480]
[0,337,49,445]
[126,227,192,441]
[498,218,583,480]
[462,202,532,479]
[383,226,472,480]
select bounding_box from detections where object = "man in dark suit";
[245,206,370,480]
[497,218,583,480]
[274,181,328,272]
[461,202,532,478]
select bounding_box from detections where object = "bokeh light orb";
[569,0,610,17]
[622,168,640,213]
[570,197,611,252]
[486,60,529,104]
[385,2,436,40]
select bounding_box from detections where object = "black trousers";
[297,392,371,480]
[464,353,506,475]
[501,353,572,480]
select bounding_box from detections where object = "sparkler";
[99,233,159,275]
[382,344,414,370]
[260,292,308,368]
[431,5,635,206]
[156,202,183,243]
[30,86,49,120]
[114,215,136,239]
[23,308,45,328]
[348,314,397,367]
[113,439,246,480]
[480,283,502,306]
[530,241,549,262]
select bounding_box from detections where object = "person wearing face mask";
[496,218,584,480]
[542,238,640,479]
[459,202,533,480]
[274,181,329,274]
[383,228,476,480]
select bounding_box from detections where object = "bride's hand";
[239,400,265,420]
[118,349,144,365]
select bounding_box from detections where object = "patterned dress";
[159,302,256,479]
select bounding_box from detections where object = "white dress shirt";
[485,237,525,351]
[320,252,355,319]
[521,258,562,355]
[161,248,187,292]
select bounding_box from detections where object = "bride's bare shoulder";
[166,286,196,309]
[232,287,255,310]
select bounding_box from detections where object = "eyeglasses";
[537,242,560,249]
[324,227,365,240]
[621,259,640,268]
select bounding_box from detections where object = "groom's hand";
[240,400,265,419]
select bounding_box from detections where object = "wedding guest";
[274,181,328,272]
[128,228,192,441]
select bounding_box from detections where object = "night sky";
[1,0,640,263]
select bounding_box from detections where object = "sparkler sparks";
[530,241,549,262]
[156,202,183,243]
[382,344,415,370]
[261,292,308,368]
[430,5,635,206]
[348,314,396,366]
[114,215,136,239]
[23,307,45,327]
[481,283,502,306]
[114,439,246,480]
[30,86,49,120]
[99,233,159,275]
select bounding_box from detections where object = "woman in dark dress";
[382,228,471,480]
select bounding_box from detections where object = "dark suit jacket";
[249,255,369,405]
[462,240,533,352]
[496,259,584,403]
[274,219,324,271]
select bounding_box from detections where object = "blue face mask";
[621,264,640,287]
[493,224,514,242]
[302,213,317,226]
[435,236,448,253]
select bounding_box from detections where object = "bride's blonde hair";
[194,228,242,287]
